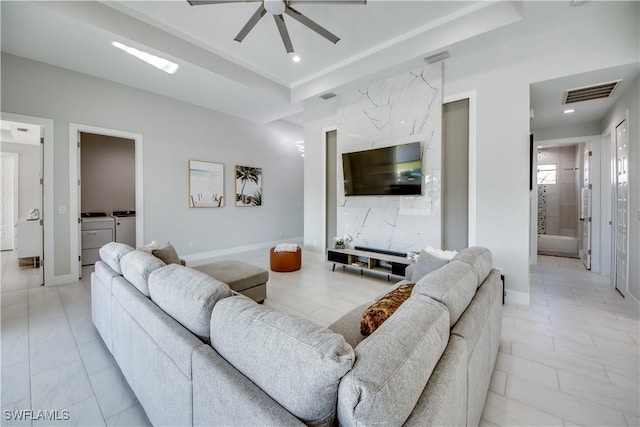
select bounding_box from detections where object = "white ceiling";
[1,1,638,128]
[530,63,639,131]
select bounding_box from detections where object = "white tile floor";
[1,249,639,426]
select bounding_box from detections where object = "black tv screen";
[342,142,422,196]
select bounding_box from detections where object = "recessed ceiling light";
[290,53,301,63]
[112,41,178,74]
[563,108,576,114]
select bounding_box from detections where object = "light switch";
[58,205,66,215]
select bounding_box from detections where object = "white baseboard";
[182,236,304,266]
[504,289,530,306]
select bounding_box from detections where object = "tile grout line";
[58,285,108,426]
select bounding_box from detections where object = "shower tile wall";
[538,146,579,237]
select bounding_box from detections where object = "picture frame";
[235,165,262,207]
[189,160,224,208]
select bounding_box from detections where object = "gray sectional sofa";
[91,243,502,426]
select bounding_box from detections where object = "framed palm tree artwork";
[235,165,262,207]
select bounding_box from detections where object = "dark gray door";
[442,99,469,251]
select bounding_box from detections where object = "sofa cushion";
[149,264,232,341]
[413,260,478,327]
[210,296,354,425]
[360,283,414,336]
[337,294,450,427]
[152,243,181,265]
[120,250,166,297]
[411,250,449,282]
[99,242,134,274]
[194,260,268,293]
[454,246,492,286]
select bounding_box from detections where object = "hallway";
[482,255,640,426]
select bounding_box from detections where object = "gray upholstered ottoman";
[193,260,268,303]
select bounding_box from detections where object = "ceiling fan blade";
[285,6,340,44]
[187,0,260,5]
[234,4,267,42]
[273,15,294,53]
[288,0,366,4]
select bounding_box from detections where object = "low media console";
[327,247,414,281]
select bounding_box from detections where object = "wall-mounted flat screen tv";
[342,142,422,196]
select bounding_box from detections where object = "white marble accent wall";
[336,64,442,253]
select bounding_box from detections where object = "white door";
[0,153,18,250]
[614,120,629,297]
[580,147,592,270]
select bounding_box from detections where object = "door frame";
[69,123,143,279]
[612,113,630,297]
[531,135,601,267]
[321,125,337,254]
[443,91,478,247]
[599,130,613,278]
[1,112,53,285]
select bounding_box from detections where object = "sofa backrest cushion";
[453,246,492,286]
[99,242,134,274]
[120,250,166,297]
[210,296,355,426]
[337,294,449,427]
[94,260,120,286]
[413,260,478,327]
[149,264,232,341]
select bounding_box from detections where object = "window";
[537,164,557,184]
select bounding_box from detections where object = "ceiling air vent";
[563,80,621,104]
[319,92,337,100]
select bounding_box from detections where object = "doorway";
[69,123,144,279]
[536,143,583,259]
[0,118,44,286]
[442,98,470,250]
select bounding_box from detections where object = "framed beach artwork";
[189,160,224,208]
[235,165,262,207]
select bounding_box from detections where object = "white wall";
[532,121,602,142]
[601,75,639,303]
[1,53,304,281]
[0,142,40,219]
[80,133,135,214]
[304,1,639,304]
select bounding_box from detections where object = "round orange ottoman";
[270,247,302,272]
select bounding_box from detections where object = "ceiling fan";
[187,0,366,55]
